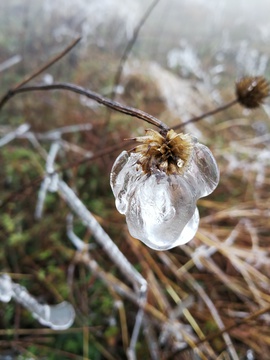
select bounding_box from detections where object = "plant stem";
[13,37,81,90]
[111,0,160,97]
[173,99,238,130]
[0,82,170,131]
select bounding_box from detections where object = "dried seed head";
[236,76,270,109]
[131,128,193,175]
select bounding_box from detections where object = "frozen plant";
[110,128,219,250]
[110,75,269,251]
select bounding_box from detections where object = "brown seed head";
[236,76,270,109]
[131,128,193,175]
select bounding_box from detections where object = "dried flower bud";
[110,130,219,250]
[236,76,270,109]
[131,129,193,175]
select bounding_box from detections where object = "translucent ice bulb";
[110,134,219,251]
[0,274,75,330]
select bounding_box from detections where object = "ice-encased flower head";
[110,129,219,251]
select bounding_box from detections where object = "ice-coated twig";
[246,349,255,360]
[35,176,52,219]
[158,295,195,353]
[0,55,22,73]
[66,213,95,251]
[25,131,49,159]
[20,124,93,164]
[57,179,147,359]
[0,123,30,147]
[32,123,93,141]
[170,295,195,320]
[16,123,92,142]
[159,320,195,353]
[143,317,160,360]
[191,222,242,270]
[46,141,60,174]
[35,142,60,219]
[59,139,93,157]
[79,251,149,360]
[0,274,13,302]
[190,244,218,270]
[58,179,146,290]
[128,283,148,359]
[79,251,144,306]
[1,124,147,357]
[0,274,75,330]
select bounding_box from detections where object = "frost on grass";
[111,129,219,251]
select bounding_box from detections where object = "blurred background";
[1,0,270,359]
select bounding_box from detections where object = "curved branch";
[0,82,170,131]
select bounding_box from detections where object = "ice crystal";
[110,131,219,250]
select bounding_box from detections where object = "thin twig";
[196,303,270,346]
[105,0,161,132]
[111,0,160,98]
[173,99,238,131]
[0,82,169,131]
[0,37,81,107]
[16,38,81,90]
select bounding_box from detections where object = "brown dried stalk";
[0,82,170,131]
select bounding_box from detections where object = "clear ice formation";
[110,137,219,250]
[0,274,75,330]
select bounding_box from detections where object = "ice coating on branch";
[0,274,75,330]
[110,130,219,250]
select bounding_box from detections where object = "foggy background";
[1,0,270,82]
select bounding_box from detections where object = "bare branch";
[173,99,238,131]
[14,37,81,90]
[0,37,81,108]
[111,0,161,95]
[196,303,270,346]
[0,82,169,131]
